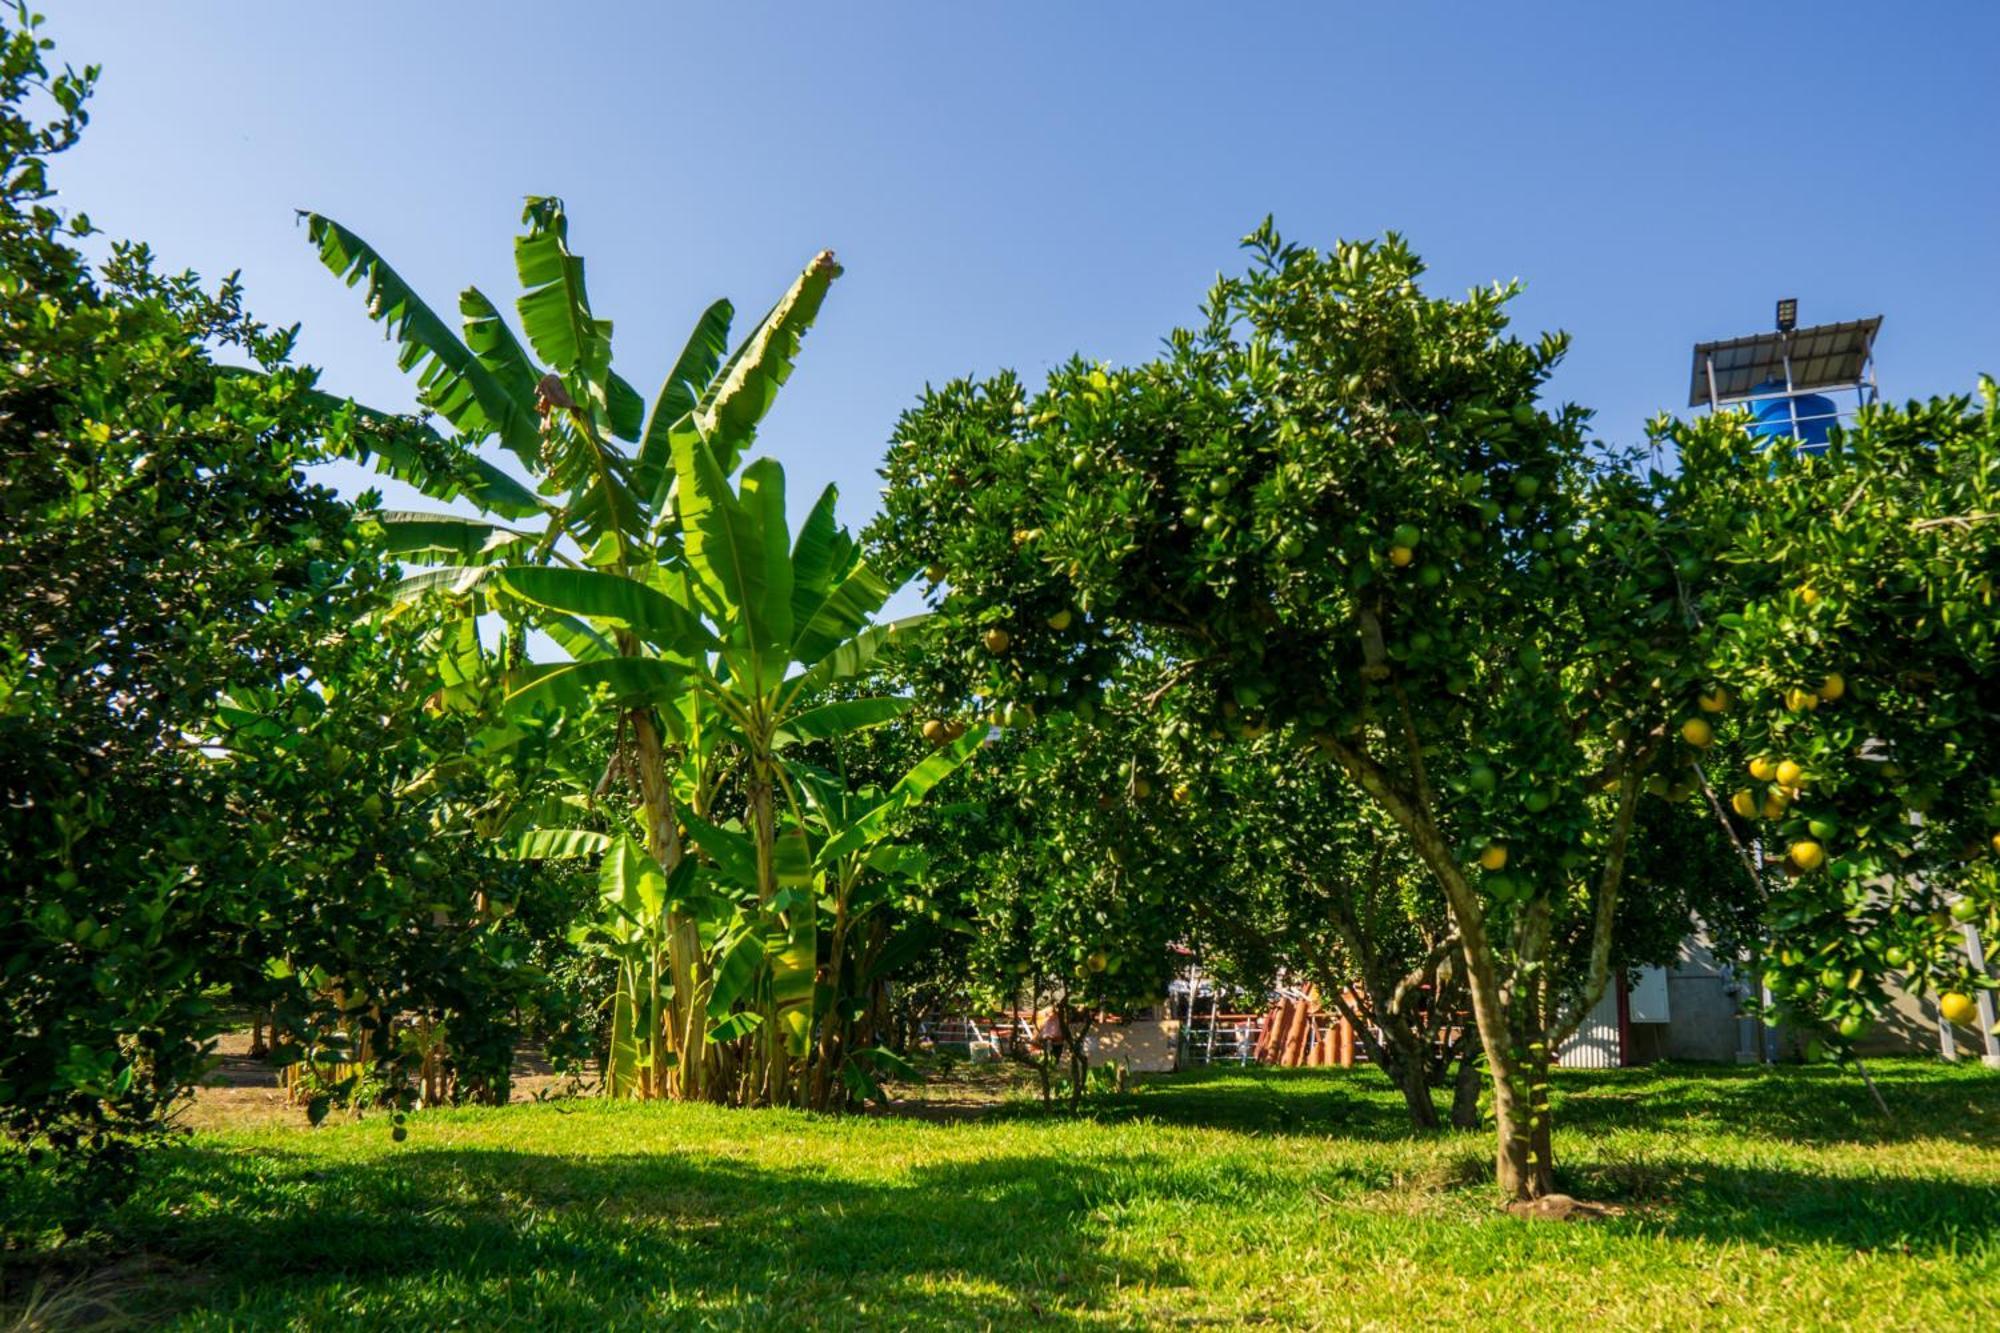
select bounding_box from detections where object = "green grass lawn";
[8,1060,1999,1329]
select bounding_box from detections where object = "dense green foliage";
[1667,389,2000,1041]
[6,1061,1996,1327]
[0,12,589,1208]
[0,17,352,1188]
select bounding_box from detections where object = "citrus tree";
[870,224,1727,1198]
[1661,385,2000,1053]
[0,8,567,1215]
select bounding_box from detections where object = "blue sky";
[50,3,2000,550]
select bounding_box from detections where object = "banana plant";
[791,741,983,1107]
[502,434,968,1106]
[304,198,844,1102]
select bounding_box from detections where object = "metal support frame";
[1961,920,2000,1069]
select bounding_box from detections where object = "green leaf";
[389,564,495,603]
[513,197,611,386]
[606,371,645,444]
[493,567,709,652]
[516,828,612,861]
[636,299,732,508]
[838,1059,883,1104]
[540,613,618,663]
[817,728,982,867]
[380,511,529,563]
[459,285,544,414]
[607,963,638,1097]
[706,927,766,1022]
[774,829,817,888]
[792,561,894,668]
[696,250,843,474]
[739,457,795,654]
[218,368,544,519]
[787,615,927,703]
[505,657,688,712]
[789,484,852,628]
[778,697,911,747]
[680,811,758,890]
[301,212,543,468]
[707,1011,763,1044]
[598,834,668,925]
[852,1045,920,1081]
[674,426,778,670]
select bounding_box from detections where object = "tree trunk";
[1325,736,1551,1199]
[1395,1056,1442,1130]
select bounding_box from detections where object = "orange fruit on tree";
[1817,673,1845,702]
[1388,545,1415,568]
[1479,844,1509,872]
[1680,718,1714,749]
[983,627,1012,654]
[1748,756,1779,782]
[1939,992,1977,1026]
[1785,687,1820,713]
[1730,789,1758,818]
[1788,839,1826,872]
[1775,759,1805,788]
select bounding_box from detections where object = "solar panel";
[1688,316,1881,407]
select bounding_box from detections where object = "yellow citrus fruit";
[982,627,1012,653]
[1133,777,1153,799]
[1699,687,1732,713]
[1748,756,1779,782]
[1775,759,1805,788]
[925,564,947,584]
[1388,545,1415,567]
[1047,608,1074,631]
[1789,840,1826,872]
[1761,790,1789,820]
[1799,586,1821,606]
[1479,844,1509,872]
[1785,687,1820,713]
[1939,992,1977,1026]
[1818,673,1845,702]
[921,719,948,745]
[1992,832,2000,856]
[1680,718,1714,748]
[1730,789,1758,818]
[1086,951,1108,974]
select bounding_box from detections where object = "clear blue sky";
[48,3,2000,551]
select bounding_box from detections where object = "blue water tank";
[1745,377,1837,453]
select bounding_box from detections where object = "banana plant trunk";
[632,710,713,1101]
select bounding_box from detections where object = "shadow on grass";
[1550,1059,2000,1148]
[1012,1058,2000,1153]
[105,1142,1192,1329]
[1561,1155,2000,1252]
[991,1063,1429,1142]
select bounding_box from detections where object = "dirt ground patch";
[175,1031,576,1132]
